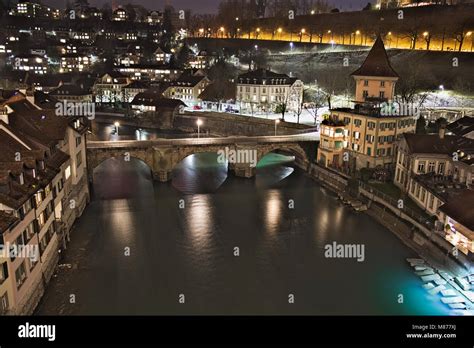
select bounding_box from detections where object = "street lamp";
[311,10,315,15]
[196,118,203,138]
[114,121,120,136]
[274,119,280,136]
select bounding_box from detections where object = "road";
[87,132,320,149]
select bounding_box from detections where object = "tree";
[199,80,236,111]
[362,2,372,10]
[416,115,427,134]
[275,102,287,121]
[176,44,193,68]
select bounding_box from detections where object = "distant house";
[49,84,92,103]
[154,47,172,65]
[60,54,91,73]
[447,117,474,140]
[236,68,303,114]
[115,64,181,82]
[112,8,128,21]
[188,50,216,69]
[394,128,474,217]
[12,54,48,75]
[123,81,149,103]
[439,190,474,261]
[146,10,163,25]
[130,91,186,129]
[163,75,211,106]
[93,72,130,103]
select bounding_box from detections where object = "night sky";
[42,0,369,13]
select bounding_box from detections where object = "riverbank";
[306,163,473,314]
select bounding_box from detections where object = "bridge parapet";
[87,136,316,182]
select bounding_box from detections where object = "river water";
[37,153,450,315]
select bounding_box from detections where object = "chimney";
[439,123,446,139]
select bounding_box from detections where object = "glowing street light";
[235,17,239,21]
[274,119,280,136]
[114,121,120,136]
[439,85,445,91]
[311,10,315,15]
[423,31,429,37]
[278,27,282,33]
[196,118,203,138]
[355,30,360,35]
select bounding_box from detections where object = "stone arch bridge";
[87,134,318,182]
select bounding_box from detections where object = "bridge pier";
[153,170,172,182]
[230,163,256,178]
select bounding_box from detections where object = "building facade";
[236,69,304,115]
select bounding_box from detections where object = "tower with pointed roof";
[352,35,399,103]
[322,36,417,172]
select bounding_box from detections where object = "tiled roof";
[403,133,474,165]
[0,211,19,235]
[49,84,91,96]
[439,189,474,232]
[447,116,474,137]
[238,68,297,85]
[351,35,399,78]
[169,75,207,88]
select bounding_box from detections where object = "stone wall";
[174,112,311,137]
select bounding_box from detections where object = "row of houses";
[0,90,90,315]
[317,35,473,264]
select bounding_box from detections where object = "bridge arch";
[257,144,309,168]
[87,147,154,182]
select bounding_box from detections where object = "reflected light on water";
[187,195,214,248]
[106,200,135,245]
[264,190,283,236]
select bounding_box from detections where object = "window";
[354,119,362,127]
[363,90,368,98]
[367,147,371,156]
[0,291,8,314]
[15,262,27,289]
[438,162,445,175]
[429,195,435,209]
[417,161,426,174]
[354,131,360,139]
[379,91,385,99]
[0,262,8,285]
[380,81,385,87]
[75,137,82,147]
[364,80,369,86]
[428,162,435,173]
[65,165,71,180]
[76,151,82,167]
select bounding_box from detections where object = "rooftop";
[351,35,399,78]
[439,189,474,231]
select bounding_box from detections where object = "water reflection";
[264,190,283,236]
[256,153,295,188]
[172,153,228,194]
[37,147,451,316]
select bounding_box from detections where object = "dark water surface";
[37,154,449,315]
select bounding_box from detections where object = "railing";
[358,181,435,229]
